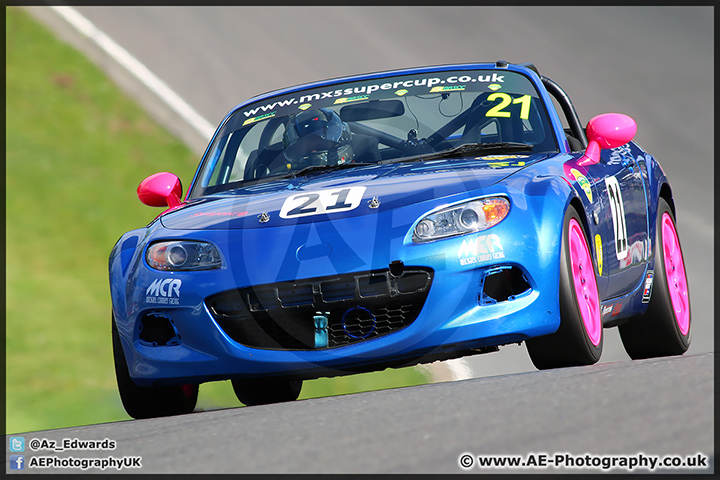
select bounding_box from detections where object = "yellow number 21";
[485,93,531,120]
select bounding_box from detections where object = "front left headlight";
[413,196,510,243]
[146,241,222,271]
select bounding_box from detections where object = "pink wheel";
[619,198,691,359]
[568,218,602,346]
[661,212,690,335]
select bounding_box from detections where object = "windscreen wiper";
[279,161,374,179]
[382,142,534,164]
[433,142,534,159]
[201,162,374,193]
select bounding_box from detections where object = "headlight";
[413,197,510,243]
[146,241,222,271]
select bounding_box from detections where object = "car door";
[587,144,650,300]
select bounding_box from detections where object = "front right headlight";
[412,196,510,243]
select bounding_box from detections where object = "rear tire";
[619,198,691,358]
[527,205,603,369]
[231,377,303,406]
[113,315,198,419]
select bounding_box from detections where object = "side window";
[549,95,581,151]
[550,96,570,131]
[544,79,586,152]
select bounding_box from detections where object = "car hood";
[160,155,547,230]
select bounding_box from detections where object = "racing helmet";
[282,108,354,166]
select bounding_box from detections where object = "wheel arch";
[565,193,601,284]
[652,182,675,268]
[659,182,675,218]
[567,194,592,242]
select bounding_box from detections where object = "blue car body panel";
[109,62,673,387]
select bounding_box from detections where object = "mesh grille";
[206,267,433,350]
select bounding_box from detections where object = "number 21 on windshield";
[485,93,531,120]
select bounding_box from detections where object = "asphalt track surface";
[7,353,715,474]
[18,6,714,475]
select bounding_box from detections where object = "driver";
[282,108,354,166]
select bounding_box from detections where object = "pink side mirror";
[137,172,183,208]
[579,113,637,165]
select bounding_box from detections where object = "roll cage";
[515,62,588,151]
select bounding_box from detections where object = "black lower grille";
[206,267,433,350]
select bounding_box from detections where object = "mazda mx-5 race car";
[109,61,691,419]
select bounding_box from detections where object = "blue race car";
[109,61,691,419]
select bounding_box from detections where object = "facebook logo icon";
[10,455,25,470]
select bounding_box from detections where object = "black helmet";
[283,108,354,165]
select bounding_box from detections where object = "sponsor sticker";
[594,234,603,275]
[430,85,466,93]
[146,278,182,305]
[483,155,530,160]
[242,111,276,126]
[487,161,526,168]
[602,302,622,317]
[241,72,509,118]
[569,168,593,202]
[191,211,248,217]
[298,103,312,110]
[334,95,369,104]
[642,271,654,303]
[457,234,505,265]
[609,144,633,164]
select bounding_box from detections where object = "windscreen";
[191,69,557,197]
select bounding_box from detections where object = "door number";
[605,177,628,260]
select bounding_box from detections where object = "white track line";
[50,6,216,141]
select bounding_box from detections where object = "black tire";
[112,315,198,419]
[231,377,303,406]
[619,198,691,359]
[526,205,603,369]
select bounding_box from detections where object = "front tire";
[231,377,303,407]
[112,315,198,419]
[618,197,691,358]
[527,205,603,369]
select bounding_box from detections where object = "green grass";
[5,7,429,434]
